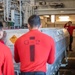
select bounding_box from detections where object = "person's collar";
[30,29,39,32]
[29,27,40,31]
[0,40,4,44]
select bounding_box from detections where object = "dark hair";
[0,22,3,29]
[28,15,41,28]
[68,21,72,24]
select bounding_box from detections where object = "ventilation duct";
[39,1,46,5]
[49,3,64,8]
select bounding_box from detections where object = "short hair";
[28,15,41,28]
[68,21,72,24]
[0,22,3,29]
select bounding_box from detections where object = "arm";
[3,48,15,75]
[64,23,67,28]
[47,39,55,64]
[14,41,20,63]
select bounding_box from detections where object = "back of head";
[68,21,72,25]
[28,15,41,28]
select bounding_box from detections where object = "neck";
[29,27,39,31]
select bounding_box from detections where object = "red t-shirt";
[64,24,75,35]
[14,29,55,72]
[0,42,14,75]
[0,40,4,44]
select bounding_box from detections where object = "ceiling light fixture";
[59,16,69,21]
[44,15,49,17]
[51,15,55,23]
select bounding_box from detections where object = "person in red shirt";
[0,22,4,44]
[64,21,75,51]
[14,15,55,75]
[0,22,7,44]
[0,22,15,75]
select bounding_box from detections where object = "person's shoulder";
[0,40,5,44]
[64,23,67,27]
[42,33,55,45]
[0,42,12,60]
[0,42,10,53]
[41,32,54,40]
[0,42,7,48]
[15,32,29,44]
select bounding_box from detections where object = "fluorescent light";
[60,11,64,13]
[44,15,49,17]
[59,16,69,19]
[40,16,44,19]
[51,15,55,23]
[59,16,69,21]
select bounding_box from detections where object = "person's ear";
[27,24,31,30]
[27,24,30,28]
[40,24,42,28]
[0,30,3,39]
